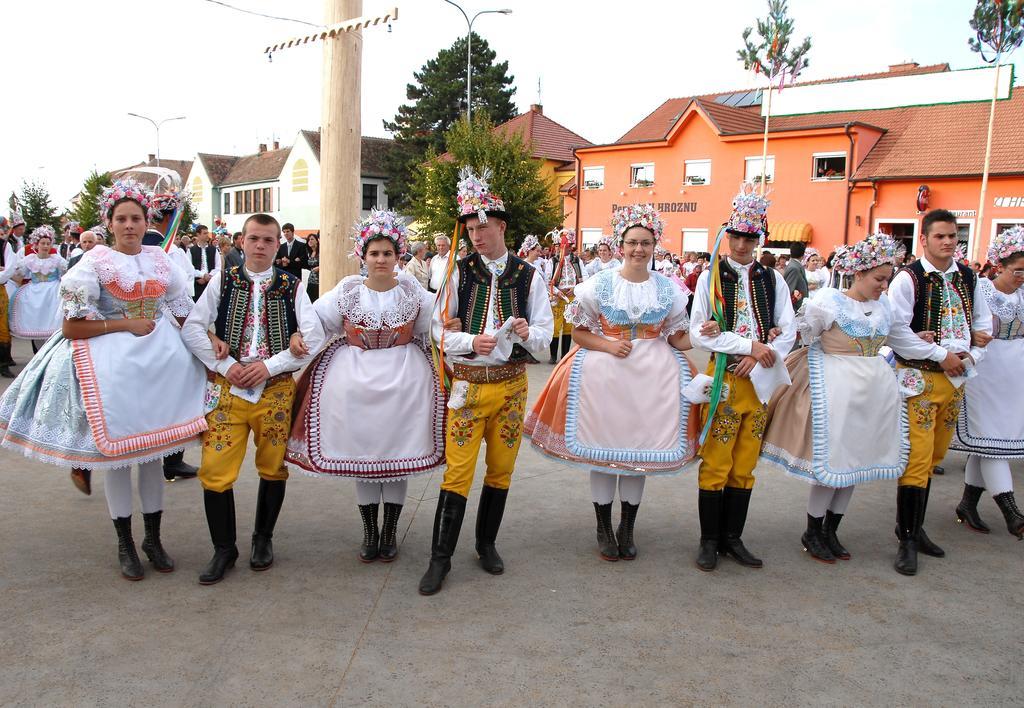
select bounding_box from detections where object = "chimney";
[272,140,280,150]
[888,61,919,72]
[148,153,156,163]
[258,143,267,153]
[530,104,543,114]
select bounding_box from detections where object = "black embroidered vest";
[719,259,777,343]
[214,266,300,361]
[552,254,583,285]
[895,259,976,371]
[456,252,536,364]
[190,244,219,274]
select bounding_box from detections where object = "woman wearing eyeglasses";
[950,226,1024,539]
[526,204,717,562]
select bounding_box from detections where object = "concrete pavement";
[1,337,1022,706]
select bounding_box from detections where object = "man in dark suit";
[275,222,307,278]
[60,223,82,259]
[189,225,221,300]
[224,231,245,269]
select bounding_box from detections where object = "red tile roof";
[196,153,240,185]
[300,130,393,177]
[494,107,592,162]
[221,147,292,186]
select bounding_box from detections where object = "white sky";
[2,0,1015,211]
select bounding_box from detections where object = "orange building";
[564,62,1024,263]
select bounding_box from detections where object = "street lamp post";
[441,1,511,122]
[127,113,187,167]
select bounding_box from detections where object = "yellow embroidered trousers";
[697,365,768,492]
[0,287,10,344]
[899,367,964,489]
[199,375,295,493]
[441,373,529,498]
[551,295,574,337]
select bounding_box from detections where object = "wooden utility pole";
[265,4,398,292]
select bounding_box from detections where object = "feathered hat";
[98,178,155,223]
[988,225,1024,265]
[833,233,902,275]
[352,208,409,260]
[456,167,508,224]
[611,204,664,242]
[725,182,770,245]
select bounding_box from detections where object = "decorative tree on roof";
[968,0,1024,260]
[68,170,113,231]
[737,0,812,195]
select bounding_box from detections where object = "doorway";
[875,219,917,259]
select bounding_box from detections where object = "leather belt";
[452,362,526,384]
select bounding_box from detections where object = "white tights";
[354,479,408,506]
[807,483,854,518]
[103,460,165,519]
[965,455,1014,497]
[590,470,645,505]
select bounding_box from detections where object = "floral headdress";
[611,203,664,242]
[833,233,901,275]
[65,221,82,235]
[517,234,541,258]
[801,246,820,265]
[596,234,620,256]
[99,178,155,223]
[10,211,25,229]
[988,225,1024,264]
[151,188,191,219]
[352,208,409,260]
[88,224,108,242]
[28,225,56,245]
[456,166,508,224]
[725,182,770,245]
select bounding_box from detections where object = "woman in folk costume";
[760,234,906,563]
[517,234,546,276]
[0,216,18,377]
[526,204,717,561]
[0,178,207,580]
[286,209,444,563]
[9,226,66,351]
[585,235,622,277]
[804,248,830,300]
[950,226,1024,539]
[548,227,584,363]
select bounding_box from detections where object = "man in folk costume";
[418,168,553,595]
[0,217,17,377]
[887,208,992,576]
[548,230,584,363]
[182,213,324,585]
[689,185,796,571]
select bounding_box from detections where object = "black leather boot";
[379,502,403,562]
[0,342,15,366]
[250,479,286,570]
[720,487,763,568]
[617,501,639,560]
[955,483,990,534]
[418,491,467,595]
[140,510,174,572]
[199,489,238,585]
[696,489,722,571]
[162,450,198,481]
[894,485,924,576]
[993,492,1024,539]
[801,514,835,563]
[593,502,619,561]
[112,516,144,580]
[823,510,851,560]
[476,485,508,575]
[548,338,559,364]
[917,479,945,558]
[358,503,380,562]
[559,334,572,360]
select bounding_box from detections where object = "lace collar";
[87,245,171,291]
[593,269,675,323]
[337,273,423,329]
[981,278,1024,324]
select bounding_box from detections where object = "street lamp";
[126,113,187,167]
[441,1,512,123]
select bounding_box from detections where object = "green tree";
[18,180,62,235]
[408,113,559,251]
[383,33,517,212]
[68,170,113,230]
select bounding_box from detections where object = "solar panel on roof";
[715,90,763,108]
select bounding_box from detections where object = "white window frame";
[992,218,1024,239]
[875,218,919,256]
[956,218,975,264]
[580,228,604,248]
[629,162,655,188]
[582,166,605,190]
[681,228,709,253]
[811,152,847,182]
[744,155,775,184]
[683,159,711,186]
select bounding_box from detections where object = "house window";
[684,160,711,186]
[630,163,655,188]
[191,176,203,202]
[362,183,378,211]
[681,228,709,252]
[292,159,309,192]
[252,189,262,213]
[580,228,604,248]
[243,191,252,214]
[263,188,273,212]
[223,193,230,215]
[744,156,775,184]
[582,166,604,190]
[812,153,847,181]
[234,192,243,214]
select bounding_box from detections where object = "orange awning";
[769,221,813,243]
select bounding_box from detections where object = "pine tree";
[68,170,113,230]
[408,113,559,251]
[383,33,517,212]
[18,180,62,235]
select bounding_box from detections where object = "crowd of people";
[0,167,1021,593]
